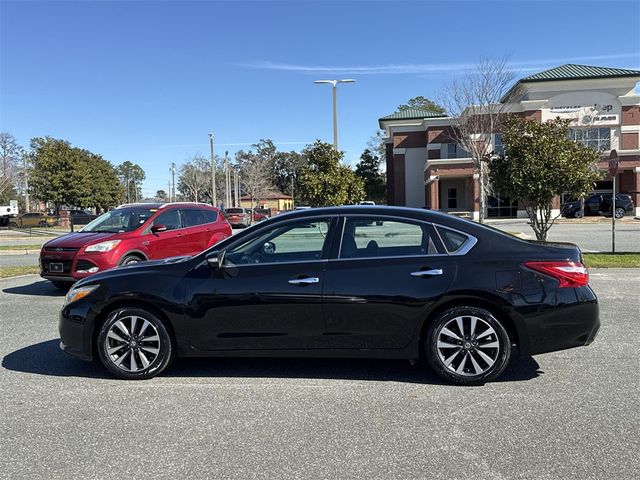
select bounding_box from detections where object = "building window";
[447,188,457,209]
[446,144,457,159]
[570,128,611,151]
[493,134,504,156]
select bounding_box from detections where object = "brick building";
[379,64,640,218]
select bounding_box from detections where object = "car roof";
[115,202,216,210]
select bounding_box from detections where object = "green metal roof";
[521,64,640,82]
[378,107,446,122]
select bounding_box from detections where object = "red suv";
[40,202,231,289]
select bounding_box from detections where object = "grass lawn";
[0,266,39,278]
[582,253,640,268]
[0,245,43,251]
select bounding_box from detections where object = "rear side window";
[183,209,206,227]
[436,226,470,253]
[153,209,181,231]
[340,217,439,259]
[202,210,218,224]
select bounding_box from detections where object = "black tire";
[39,220,47,227]
[425,306,511,385]
[97,307,174,380]
[51,281,73,290]
[614,207,625,219]
[573,210,583,219]
[120,254,143,266]
[8,222,18,229]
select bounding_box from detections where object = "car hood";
[43,232,119,249]
[73,255,193,287]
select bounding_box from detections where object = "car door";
[322,215,460,350]
[585,195,601,215]
[184,216,338,351]
[146,208,187,259]
[181,208,209,254]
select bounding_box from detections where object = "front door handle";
[288,277,320,285]
[411,269,443,277]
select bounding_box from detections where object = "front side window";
[570,128,611,151]
[224,218,332,265]
[152,209,181,231]
[340,218,439,259]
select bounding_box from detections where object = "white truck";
[0,200,19,227]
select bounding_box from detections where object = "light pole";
[314,79,355,150]
[169,163,176,202]
[209,133,217,207]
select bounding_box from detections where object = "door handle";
[288,277,320,285]
[410,269,443,277]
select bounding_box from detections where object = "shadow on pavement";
[2,280,66,297]
[3,340,542,384]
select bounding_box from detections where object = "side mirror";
[206,250,225,269]
[151,224,167,234]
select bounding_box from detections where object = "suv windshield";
[80,207,157,233]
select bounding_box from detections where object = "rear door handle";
[411,269,443,277]
[288,277,320,285]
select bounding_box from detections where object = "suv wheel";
[97,308,174,380]
[120,254,143,266]
[614,207,625,219]
[425,306,511,385]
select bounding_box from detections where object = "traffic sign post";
[608,150,619,253]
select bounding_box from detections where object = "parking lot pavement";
[492,219,640,252]
[1,271,639,480]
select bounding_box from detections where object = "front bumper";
[40,250,119,282]
[58,299,98,361]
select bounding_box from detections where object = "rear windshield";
[81,207,157,233]
[225,208,244,214]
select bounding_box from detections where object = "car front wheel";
[97,308,174,380]
[425,306,511,385]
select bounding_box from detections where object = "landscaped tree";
[116,161,146,203]
[235,146,273,208]
[155,189,168,201]
[398,96,446,115]
[0,133,24,204]
[355,148,386,203]
[441,57,518,223]
[298,140,364,207]
[178,154,210,203]
[489,116,601,241]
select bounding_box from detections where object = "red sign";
[608,149,619,177]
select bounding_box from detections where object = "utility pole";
[168,181,172,202]
[170,162,176,202]
[24,155,29,213]
[209,133,217,207]
[224,151,231,209]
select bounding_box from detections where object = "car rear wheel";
[97,308,174,380]
[614,207,625,219]
[425,306,511,385]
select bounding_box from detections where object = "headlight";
[64,285,99,307]
[85,240,121,252]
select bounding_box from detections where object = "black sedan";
[59,206,599,385]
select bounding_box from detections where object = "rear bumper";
[520,286,600,356]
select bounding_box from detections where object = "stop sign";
[609,149,619,177]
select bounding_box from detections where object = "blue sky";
[1,0,639,197]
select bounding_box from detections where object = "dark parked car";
[224,207,252,228]
[59,206,599,385]
[562,193,635,219]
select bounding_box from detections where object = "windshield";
[80,207,158,233]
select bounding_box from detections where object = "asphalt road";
[491,220,640,252]
[1,271,638,479]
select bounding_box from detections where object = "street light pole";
[170,163,176,202]
[314,79,355,150]
[209,133,217,207]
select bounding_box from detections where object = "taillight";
[524,261,589,288]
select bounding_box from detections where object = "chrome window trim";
[337,213,478,260]
[221,258,328,269]
[433,224,478,256]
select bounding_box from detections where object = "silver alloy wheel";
[436,315,500,376]
[104,315,161,372]
[615,207,625,219]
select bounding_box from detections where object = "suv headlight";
[85,240,121,252]
[64,285,99,307]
